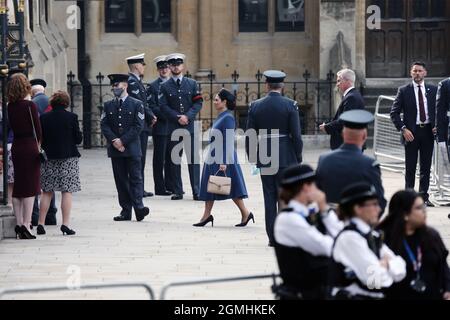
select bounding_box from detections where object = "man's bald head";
[342,127,367,148]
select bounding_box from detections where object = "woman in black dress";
[378,190,450,300]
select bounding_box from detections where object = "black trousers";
[404,125,434,200]
[31,193,57,225]
[260,170,283,244]
[111,157,144,217]
[152,134,171,193]
[140,130,151,192]
[167,132,200,196]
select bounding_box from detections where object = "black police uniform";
[101,76,149,221]
[436,77,450,144]
[128,72,156,196]
[245,71,303,245]
[159,76,202,199]
[147,77,172,195]
[316,110,387,213]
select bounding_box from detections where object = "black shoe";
[171,194,183,200]
[61,225,76,235]
[143,191,154,198]
[193,215,214,227]
[155,190,172,196]
[425,200,435,207]
[113,215,132,222]
[135,207,150,222]
[15,225,22,239]
[37,225,46,235]
[235,212,255,227]
[268,241,274,247]
[19,226,36,239]
[193,194,201,201]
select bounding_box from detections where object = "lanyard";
[403,239,422,273]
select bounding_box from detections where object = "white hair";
[31,85,45,96]
[337,69,356,85]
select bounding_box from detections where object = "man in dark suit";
[390,61,437,206]
[30,78,58,227]
[147,55,172,196]
[159,53,203,201]
[246,70,303,246]
[101,74,149,222]
[319,69,365,150]
[317,110,387,214]
[126,53,156,198]
[436,76,450,145]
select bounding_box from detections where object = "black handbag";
[28,107,48,163]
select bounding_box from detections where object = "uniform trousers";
[404,124,434,200]
[260,170,283,244]
[152,134,172,193]
[140,130,150,191]
[111,157,144,217]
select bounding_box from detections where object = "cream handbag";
[207,170,231,195]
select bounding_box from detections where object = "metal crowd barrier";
[159,273,280,300]
[373,95,450,206]
[0,282,156,300]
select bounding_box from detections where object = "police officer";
[316,110,387,214]
[100,74,149,222]
[330,182,406,300]
[273,164,343,299]
[245,70,303,246]
[436,76,450,146]
[147,55,172,196]
[126,53,156,198]
[29,78,58,227]
[159,53,202,201]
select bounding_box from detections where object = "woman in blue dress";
[194,88,254,227]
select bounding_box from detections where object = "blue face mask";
[112,88,124,97]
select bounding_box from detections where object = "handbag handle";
[214,169,227,177]
[28,107,40,150]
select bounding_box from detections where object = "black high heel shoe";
[15,225,22,239]
[19,225,36,239]
[193,215,214,227]
[235,212,255,227]
[61,225,76,235]
[37,225,46,235]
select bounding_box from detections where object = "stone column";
[195,0,212,80]
[0,205,15,240]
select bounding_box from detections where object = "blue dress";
[199,111,248,201]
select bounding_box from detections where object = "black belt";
[416,123,431,128]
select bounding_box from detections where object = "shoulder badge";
[158,93,163,100]
[132,89,140,95]
[293,101,299,111]
[100,112,106,120]
[138,112,145,120]
[130,81,136,85]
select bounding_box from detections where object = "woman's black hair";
[377,189,439,254]
[218,88,236,110]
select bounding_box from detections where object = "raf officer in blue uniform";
[101,74,150,222]
[316,110,387,215]
[245,70,303,246]
[126,53,156,198]
[147,55,172,196]
[159,53,203,201]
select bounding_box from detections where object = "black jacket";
[436,78,450,143]
[325,88,365,150]
[390,83,437,144]
[40,105,82,159]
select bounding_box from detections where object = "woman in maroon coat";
[7,73,42,239]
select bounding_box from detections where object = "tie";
[418,85,426,123]
[176,79,181,87]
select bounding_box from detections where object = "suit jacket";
[32,93,50,116]
[245,92,303,169]
[325,88,365,150]
[316,143,387,212]
[147,77,168,136]
[100,96,144,158]
[159,77,203,134]
[40,105,82,159]
[127,73,155,133]
[390,82,437,144]
[436,78,450,143]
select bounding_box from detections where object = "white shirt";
[332,217,406,290]
[413,81,430,124]
[343,86,355,97]
[172,75,184,83]
[274,200,344,257]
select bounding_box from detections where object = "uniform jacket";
[325,88,365,150]
[100,96,144,158]
[127,73,155,133]
[436,78,450,143]
[147,77,169,136]
[159,77,203,133]
[245,92,303,168]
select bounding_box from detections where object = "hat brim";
[340,191,378,206]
